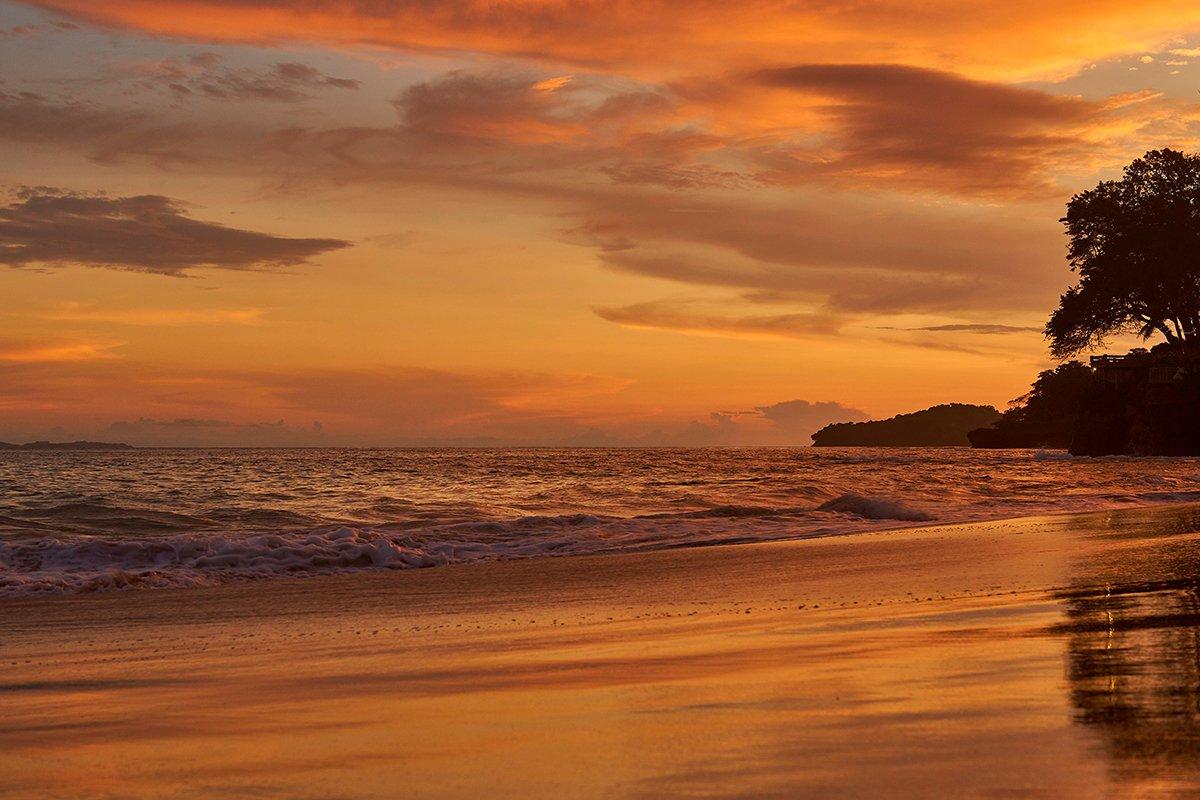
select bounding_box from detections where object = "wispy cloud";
[874,323,1042,334]
[43,302,267,326]
[121,52,360,103]
[0,338,122,363]
[593,299,844,340]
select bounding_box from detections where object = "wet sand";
[6,504,1200,798]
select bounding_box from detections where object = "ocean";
[3,447,1199,594]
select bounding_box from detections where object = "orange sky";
[1,0,1198,445]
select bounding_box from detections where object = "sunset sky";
[3,0,1199,446]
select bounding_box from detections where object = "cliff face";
[968,420,1074,449]
[811,404,1001,447]
[1070,385,1200,456]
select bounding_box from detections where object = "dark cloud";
[876,323,1042,334]
[747,63,1096,196]
[133,53,361,103]
[572,192,1062,314]
[0,20,77,37]
[593,300,844,339]
[0,188,350,275]
[0,96,207,166]
[387,71,724,189]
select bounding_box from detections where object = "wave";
[0,495,929,595]
[5,477,1200,596]
[815,493,934,521]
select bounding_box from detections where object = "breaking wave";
[815,493,933,521]
[0,495,932,594]
[4,447,1200,595]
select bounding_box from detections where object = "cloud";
[671,399,869,446]
[877,323,1042,334]
[0,338,122,363]
[105,417,325,447]
[757,398,870,436]
[0,20,77,36]
[43,302,266,326]
[397,70,591,144]
[0,359,620,445]
[0,95,211,166]
[593,299,844,340]
[384,70,722,188]
[0,60,1180,205]
[571,192,1063,315]
[0,188,350,275]
[125,53,361,102]
[24,0,1200,82]
[0,352,871,446]
[0,78,1094,326]
[0,52,1189,341]
[746,63,1097,196]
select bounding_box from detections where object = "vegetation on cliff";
[968,362,1095,448]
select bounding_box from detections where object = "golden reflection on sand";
[6,506,1200,798]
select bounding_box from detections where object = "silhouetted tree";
[1047,149,1200,359]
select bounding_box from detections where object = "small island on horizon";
[0,440,135,451]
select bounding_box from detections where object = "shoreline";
[8,503,1200,796]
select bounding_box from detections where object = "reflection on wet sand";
[1058,512,1200,797]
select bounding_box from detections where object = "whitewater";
[2,447,1199,595]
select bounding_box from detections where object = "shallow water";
[2,447,1199,593]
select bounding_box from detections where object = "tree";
[1047,149,1200,359]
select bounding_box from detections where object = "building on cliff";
[1090,350,1184,386]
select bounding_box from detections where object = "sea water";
[2,447,1198,594]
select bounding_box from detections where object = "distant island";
[0,441,135,451]
[811,403,1001,447]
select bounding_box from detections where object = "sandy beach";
[6,503,1200,799]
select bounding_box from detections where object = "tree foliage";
[1047,149,1200,359]
[968,361,1095,448]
